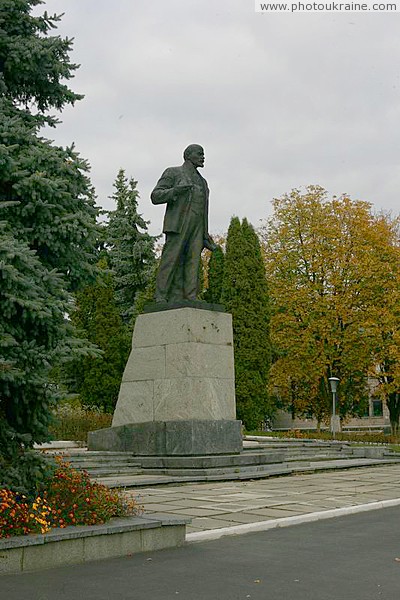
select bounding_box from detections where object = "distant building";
[272,380,390,432]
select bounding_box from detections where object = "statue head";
[183,144,205,168]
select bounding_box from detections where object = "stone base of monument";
[88,419,242,455]
[88,305,243,456]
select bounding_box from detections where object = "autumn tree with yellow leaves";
[261,186,400,432]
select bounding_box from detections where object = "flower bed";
[1,457,140,539]
[0,457,190,574]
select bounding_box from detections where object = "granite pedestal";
[88,306,242,455]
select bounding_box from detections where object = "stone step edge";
[85,454,400,478]
[44,453,340,469]
[244,437,353,447]
[95,457,400,488]
[136,456,400,477]
[65,450,396,469]
[67,455,345,473]
[58,469,144,476]
[44,452,399,477]
[0,514,190,576]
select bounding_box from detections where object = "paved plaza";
[132,464,400,534]
[3,464,400,599]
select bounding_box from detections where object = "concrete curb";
[186,498,400,543]
[0,515,190,575]
[33,441,82,450]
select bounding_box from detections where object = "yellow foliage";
[261,186,400,421]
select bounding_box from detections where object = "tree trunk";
[387,392,400,436]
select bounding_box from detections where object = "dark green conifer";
[0,213,85,492]
[0,0,82,113]
[107,169,156,321]
[67,261,130,413]
[0,1,98,491]
[204,246,225,304]
[221,217,272,430]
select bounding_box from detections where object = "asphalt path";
[1,506,400,600]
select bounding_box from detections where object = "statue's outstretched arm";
[151,169,176,205]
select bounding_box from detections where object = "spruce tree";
[204,246,225,304]
[133,261,160,316]
[0,1,98,490]
[0,0,82,112]
[221,217,272,430]
[0,103,98,289]
[0,212,82,492]
[107,169,156,321]
[0,1,98,289]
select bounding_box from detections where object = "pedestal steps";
[94,457,400,489]
[45,451,143,477]
[41,444,400,482]
[137,458,399,478]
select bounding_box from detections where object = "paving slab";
[137,502,186,511]
[230,513,285,524]
[213,512,276,524]
[188,516,238,530]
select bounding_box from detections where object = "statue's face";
[188,146,205,168]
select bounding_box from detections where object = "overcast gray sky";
[41,0,400,236]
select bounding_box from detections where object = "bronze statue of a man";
[151,144,217,303]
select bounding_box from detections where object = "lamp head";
[328,377,340,394]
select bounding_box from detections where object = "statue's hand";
[203,237,218,252]
[175,184,193,196]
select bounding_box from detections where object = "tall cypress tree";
[0,1,98,491]
[221,217,272,430]
[107,169,156,321]
[204,246,225,304]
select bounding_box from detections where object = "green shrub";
[246,429,400,444]
[49,403,112,442]
[0,443,54,499]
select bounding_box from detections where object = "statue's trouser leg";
[182,217,203,300]
[155,206,205,302]
[155,232,183,301]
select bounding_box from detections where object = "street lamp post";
[328,377,340,440]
